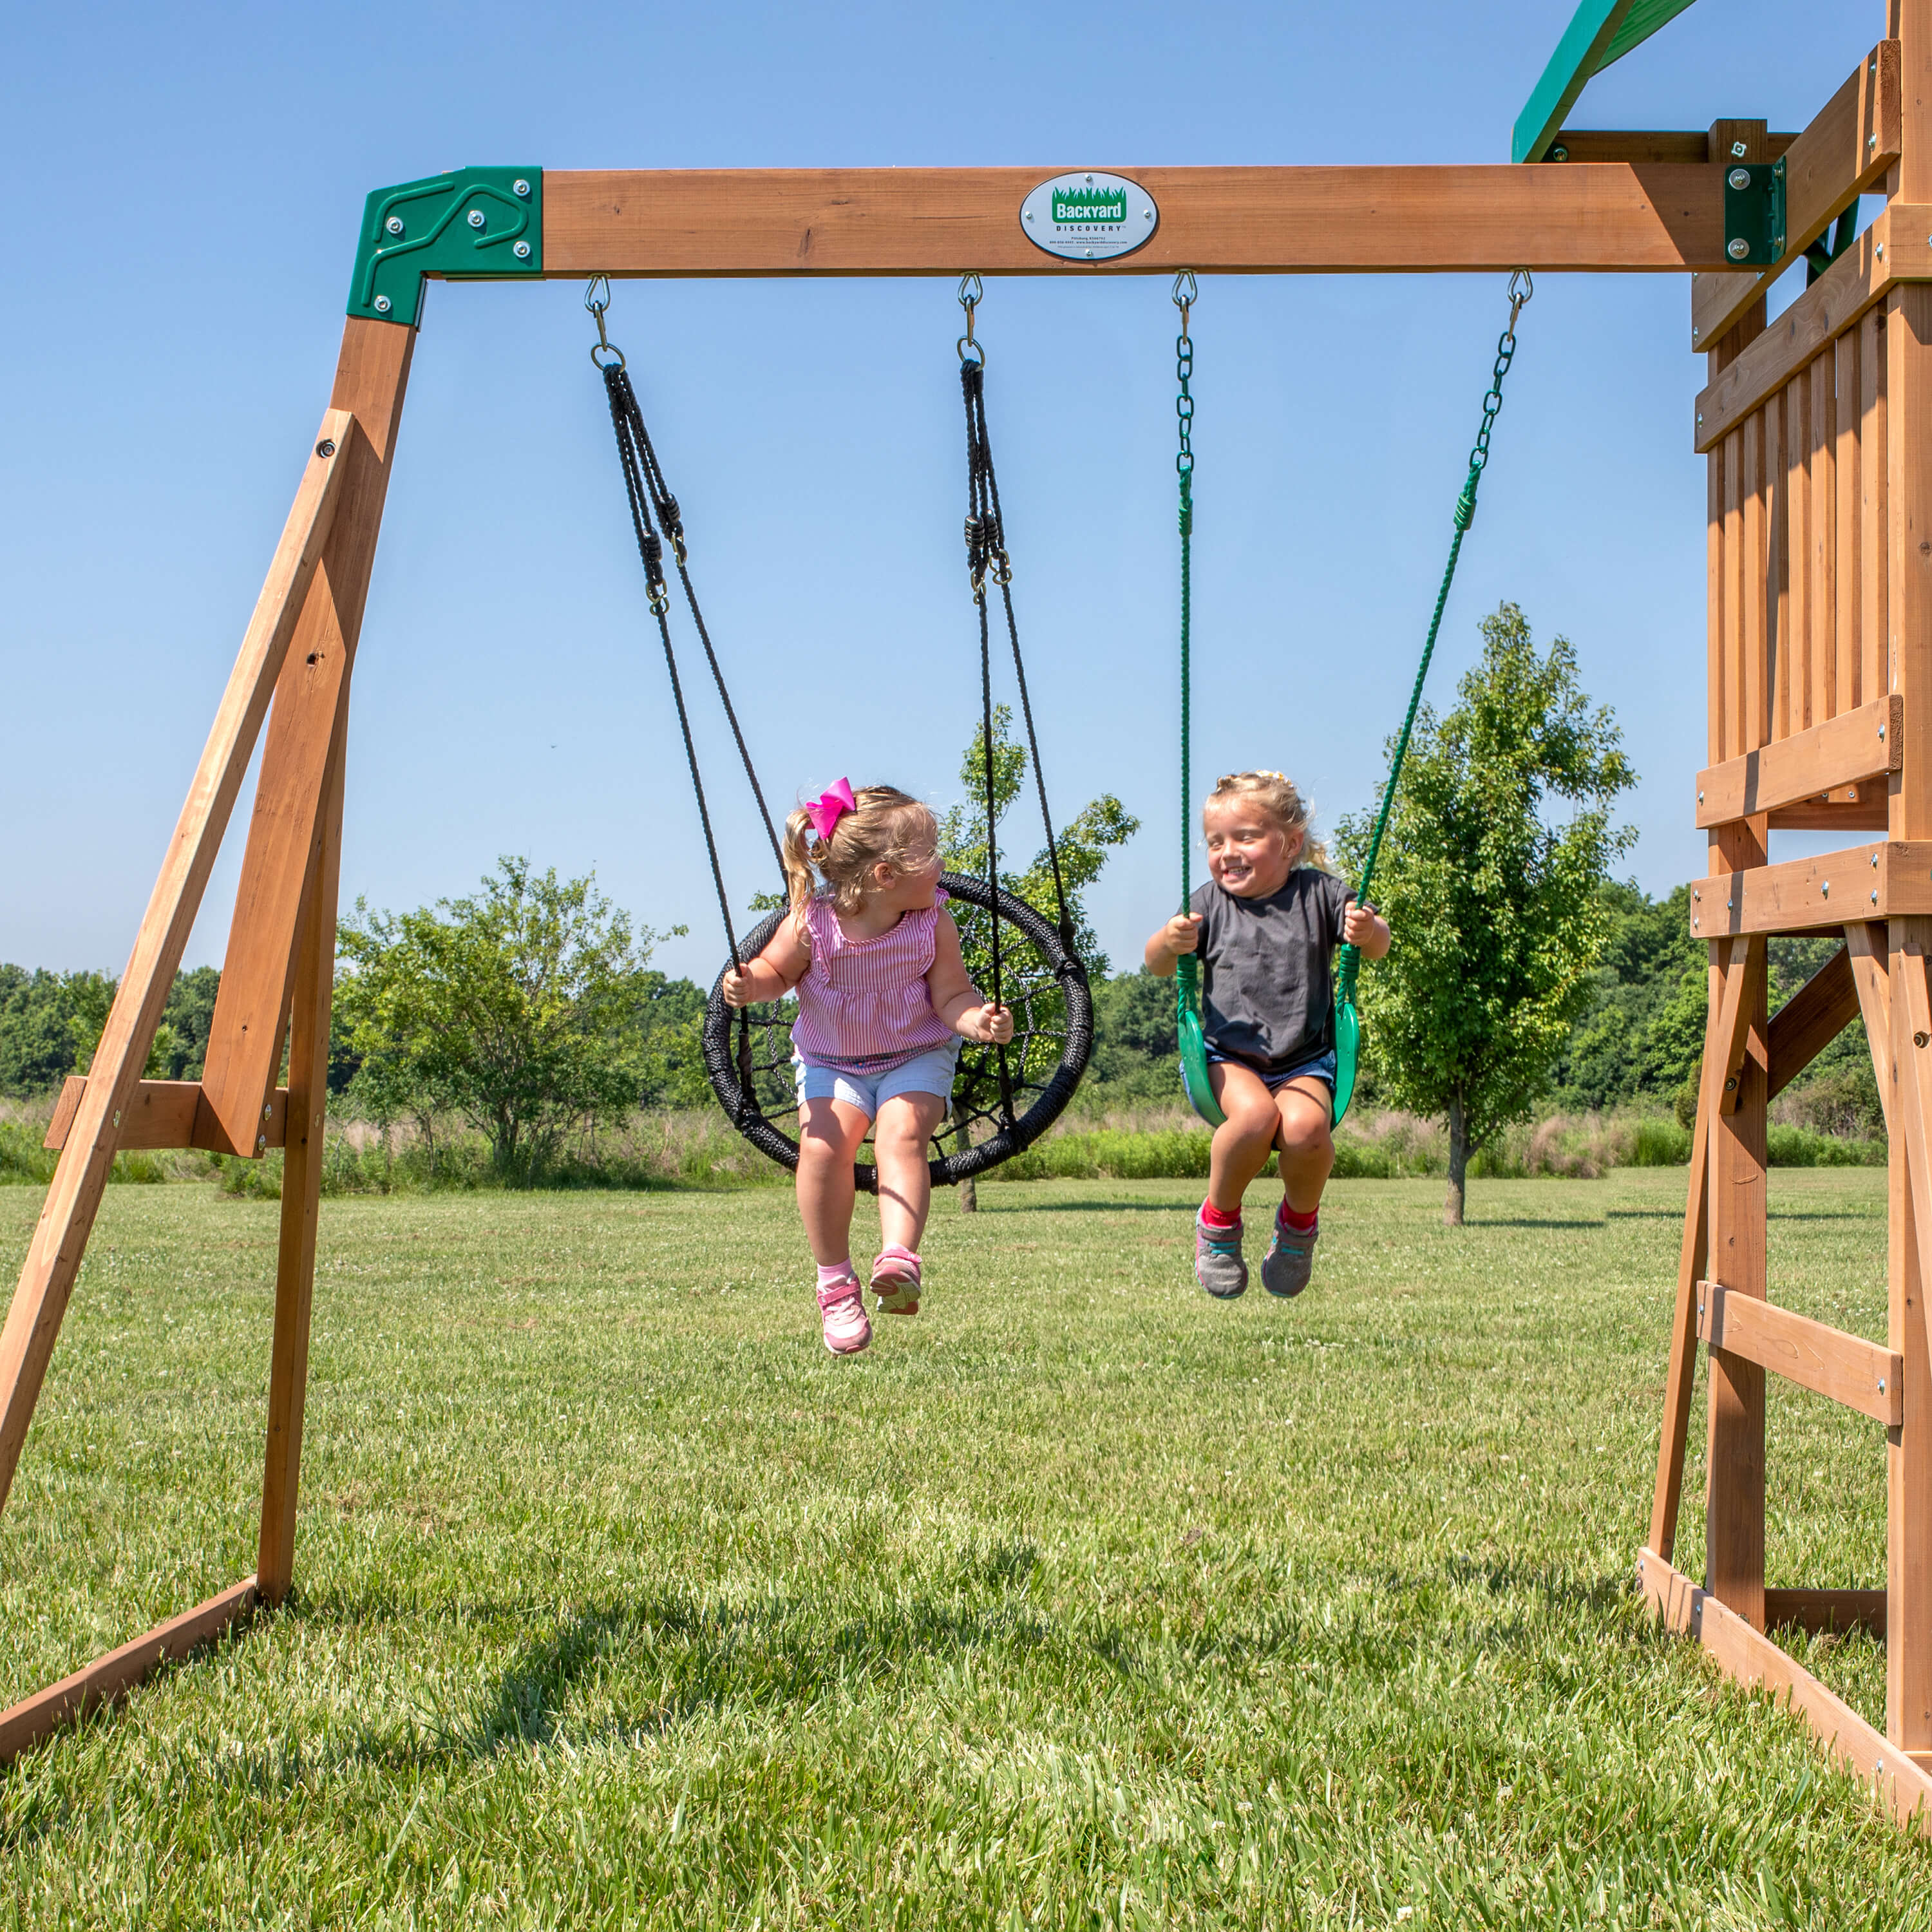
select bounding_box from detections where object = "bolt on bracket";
[1722,158,1785,270]
[348,167,543,327]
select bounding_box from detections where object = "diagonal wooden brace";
[1848,922,1895,1136]
[196,321,415,1156]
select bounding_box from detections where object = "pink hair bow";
[804,777,857,842]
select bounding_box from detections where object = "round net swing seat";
[701,873,1092,1193]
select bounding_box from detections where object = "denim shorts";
[1204,1045,1338,1092]
[795,1041,961,1119]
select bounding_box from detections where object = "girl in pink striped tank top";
[723,781,1014,1356]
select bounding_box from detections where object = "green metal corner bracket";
[348,167,544,327]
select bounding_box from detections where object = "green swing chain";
[1331,268,1533,1020]
[1171,274,1202,1031]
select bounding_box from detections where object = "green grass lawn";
[0,1168,1926,1927]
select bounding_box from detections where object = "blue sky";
[1,0,1874,987]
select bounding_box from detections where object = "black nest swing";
[589,277,1091,1191]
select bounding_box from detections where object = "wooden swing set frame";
[9,0,1932,1834]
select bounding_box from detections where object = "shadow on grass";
[974,1200,1193,1214]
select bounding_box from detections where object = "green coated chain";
[1173,273,1201,1021]
[1334,269,1532,1016]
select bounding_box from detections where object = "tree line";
[3,606,1876,1211]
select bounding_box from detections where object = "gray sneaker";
[1194,1214,1248,1299]
[1261,1215,1318,1298]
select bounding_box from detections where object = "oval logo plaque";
[1019,171,1158,262]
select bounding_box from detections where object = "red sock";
[1200,1199,1242,1231]
[1278,1203,1318,1233]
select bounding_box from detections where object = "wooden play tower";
[6,0,1932,1830]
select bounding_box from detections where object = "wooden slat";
[1763,1587,1888,1638]
[0,1578,258,1765]
[1839,325,1864,716]
[1711,934,1757,1114]
[1862,305,1889,716]
[538,164,1743,278]
[1744,412,1768,758]
[1723,427,1745,762]
[257,698,348,1604]
[1810,334,1836,726]
[1768,385,1790,742]
[1638,1547,1932,1832]
[1698,1280,1902,1426]
[1847,923,1895,1135]
[1787,370,1810,734]
[198,321,415,1156]
[1692,209,1932,453]
[1691,44,1902,351]
[0,414,351,1520]
[1696,694,1899,826]
[1766,944,1861,1099]
[1686,841,1932,937]
[39,1079,288,1155]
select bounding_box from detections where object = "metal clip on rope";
[958,272,985,366]
[585,275,625,370]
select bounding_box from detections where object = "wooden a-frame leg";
[1706,928,1768,1630]
[0,417,352,1519]
[256,696,349,1605]
[1648,982,1718,1563]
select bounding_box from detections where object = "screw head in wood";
[1725,1076,1738,1091]
[1880,1379,1888,1393]
[1822,880,1830,895]
[1728,168,1751,191]
[315,438,335,458]
[256,1134,267,1151]
[468,209,486,229]
[262,1103,272,1121]
[1728,238,1752,261]
[1917,1033,1929,1049]
[1873,891,1880,904]
[1550,144,1569,162]
[1731,141,1748,158]
[1880,724,1886,739]
[385,215,404,236]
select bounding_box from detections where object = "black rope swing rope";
[589,278,1091,1193]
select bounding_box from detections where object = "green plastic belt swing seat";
[1171,272,1530,1135]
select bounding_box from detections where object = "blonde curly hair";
[781,784,939,918]
[1204,770,1331,872]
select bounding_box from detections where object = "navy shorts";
[1204,1045,1338,1092]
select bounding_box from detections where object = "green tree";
[1337,603,1635,1224]
[336,858,679,1179]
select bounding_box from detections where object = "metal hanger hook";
[1171,269,1198,334]
[1507,267,1534,330]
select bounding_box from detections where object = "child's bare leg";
[1206,1061,1280,1213]
[873,1091,949,1253]
[797,1097,871,1265]
[1273,1079,1335,1217]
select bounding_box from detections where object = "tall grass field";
[1,1169,1927,1926]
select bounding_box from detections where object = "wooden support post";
[198,318,415,1155]
[0,416,351,1519]
[256,699,348,1604]
[1890,0,1932,1757]
[1705,917,1769,1631]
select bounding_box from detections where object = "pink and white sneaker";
[871,1244,922,1315]
[818,1274,871,1354]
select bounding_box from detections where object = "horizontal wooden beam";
[1693,208,1932,451]
[1696,697,1900,827]
[0,1577,258,1765]
[1688,843,1932,938]
[42,1079,288,1156]
[1763,1587,1887,1639]
[1638,1547,1932,1833]
[1542,131,1797,166]
[1698,1280,1902,1426]
[1767,787,1889,831]
[1766,945,1861,1100]
[536,164,1742,278]
[1690,43,1900,350]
